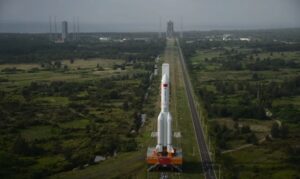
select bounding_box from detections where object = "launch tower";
[167,21,174,38]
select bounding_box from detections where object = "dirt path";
[222,119,281,154]
[222,137,267,154]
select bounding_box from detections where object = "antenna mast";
[73,17,76,41]
[159,17,162,38]
[76,17,80,41]
[54,16,57,40]
[180,17,183,39]
[49,16,52,41]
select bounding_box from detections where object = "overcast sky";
[0,0,299,32]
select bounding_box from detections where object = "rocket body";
[156,64,174,153]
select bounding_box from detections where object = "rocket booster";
[156,63,174,153]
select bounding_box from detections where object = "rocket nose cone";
[162,74,169,84]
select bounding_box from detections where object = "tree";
[219,136,228,149]
[97,64,104,71]
[52,141,62,154]
[64,65,68,70]
[280,124,289,138]
[241,125,251,134]
[271,123,280,138]
[0,151,20,177]
[252,73,259,80]
[246,133,258,145]
[109,90,120,99]
[123,101,129,110]
[12,136,30,155]
[121,138,137,152]
[286,145,300,165]
[234,122,239,130]
[54,61,62,68]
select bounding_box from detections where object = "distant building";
[133,37,150,42]
[223,34,231,41]
[99,37,110,42]
[61,21,68,41]
[94,156,106,163]
[167,20,174,38]
[240,37,250,42]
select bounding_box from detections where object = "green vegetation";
[0,33,165,178]
[0,33,165,63]
[181,29,300,178]
[56,38,205,179]
[164,39,203,178]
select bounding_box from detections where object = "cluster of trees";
[0,33,163,178]
[286,145,300,165]
[197,85,267,120]
[212,122,258,151]
[181,35,300,123]
[246,58,299,71]
[1,67,25,74]
[0,34,165,63]
[271,122,289,138]
[181,34,300,73]
[272,105,300,123]
[0,67,155,178]
[197,72,300,121]
[181,29,300,178]
[205,50,299,71]
[183,28,300,44]
[220,57,299,71]
[210,103,267,120]
[23,81,85,97]
[249,42,300,52]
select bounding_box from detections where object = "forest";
[0,33,165,63]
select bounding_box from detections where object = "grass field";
[185,43,300,178]
[0,55,158,178]
[50,38,205,179]
[61,58,124,70]
[272,95,300,107]
[0,58,123,71]
[0,58,127,91]
[21,125,60,141]
[164,39,203,178]
[224,137,300,179]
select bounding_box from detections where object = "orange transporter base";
[146,147,183,172]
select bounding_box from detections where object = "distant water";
[0,21,299,33]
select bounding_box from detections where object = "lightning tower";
[49,16,53,41]
[180,17,183,39]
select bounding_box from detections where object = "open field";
[224,136,299,179]
[50,67,161,179]
[51,38,205,179]
[0,36,164,178]
[0,58,126,90]
[181,33,300,178]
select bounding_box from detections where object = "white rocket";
[156,63,174,153]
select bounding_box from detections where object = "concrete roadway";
[175,38,217,179]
